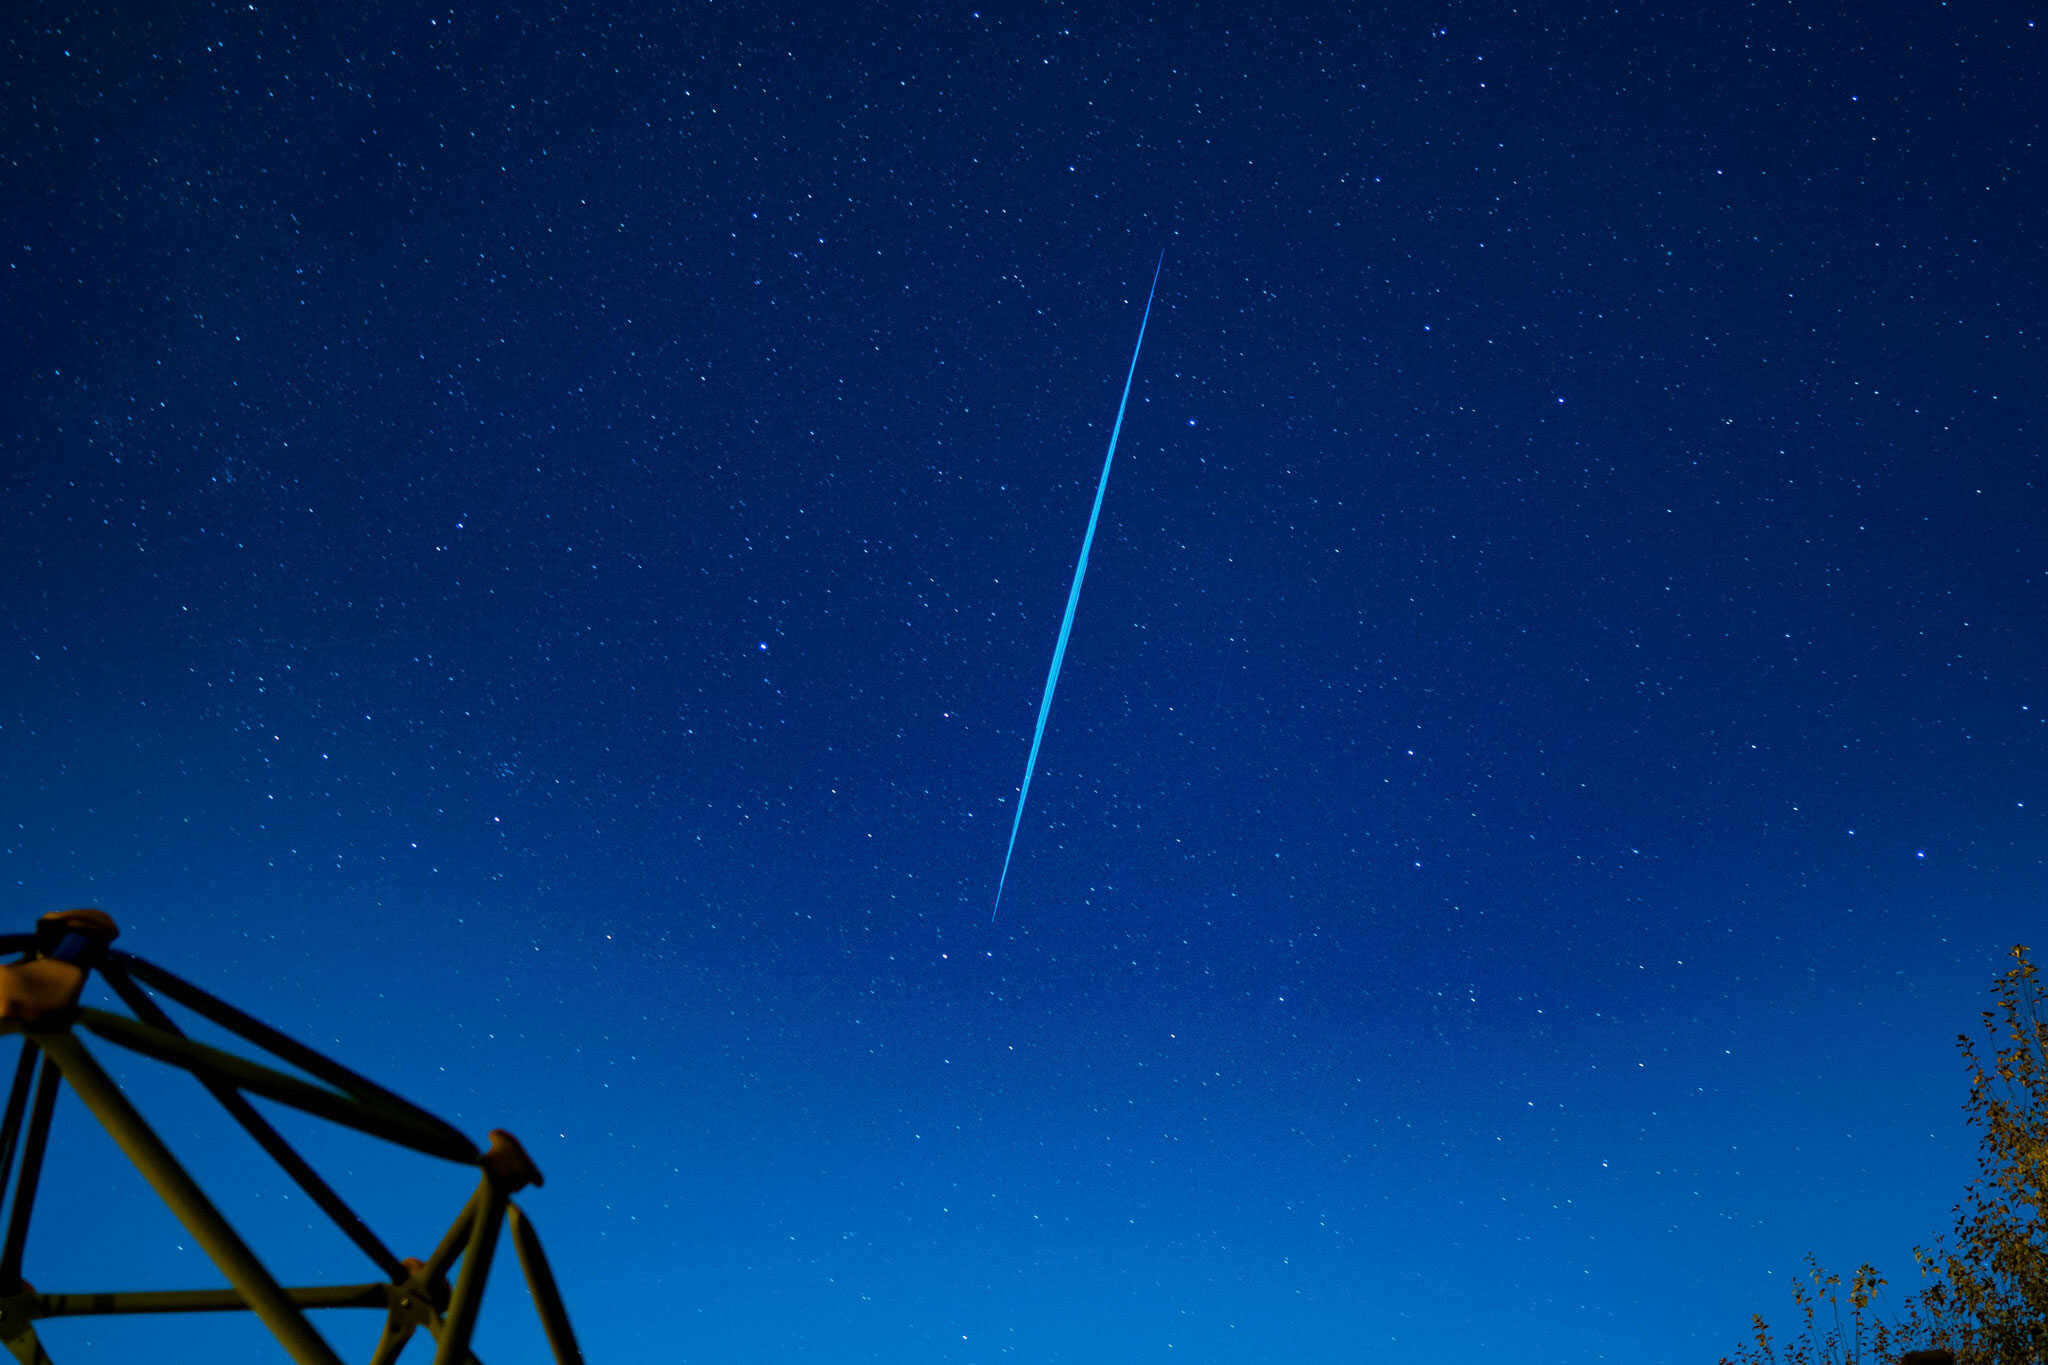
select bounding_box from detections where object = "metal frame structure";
[0,910,583,1364]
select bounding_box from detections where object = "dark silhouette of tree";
[1721,1256,1927,1364]
[1911,944,2048,1362]
[1722,946,2048,1365]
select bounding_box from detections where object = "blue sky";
[4,2,2043,1360]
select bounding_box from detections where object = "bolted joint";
[481,1129,544,1192]
[1,910,121,1025]
[36,908,120,967]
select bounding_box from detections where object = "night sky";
[4,3,2044,1361]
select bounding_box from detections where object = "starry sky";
[4,3,2044,1361]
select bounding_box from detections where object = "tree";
[1723,945,2048,1365]
[1913,944,2048,1362]
[1721,1256,1926,1365]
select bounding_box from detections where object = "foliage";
[1911,944,2048,1363]
[1719,1256,1925,1365]
[1722,945,2048,1365]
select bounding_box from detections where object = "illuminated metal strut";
[0,909,583,1365]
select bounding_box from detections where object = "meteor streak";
[990,252,1165,924]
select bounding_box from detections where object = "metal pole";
[0,1057,60,1286]
[101,964,407,1280]
[34,1283,388,1316]
[0,1041,41,1290]
[508,1204,585,1365]
[0,1042,38,1197]
[32,1031,344,1365]
[76,1010,476,1163]
[431,1178,507,1365]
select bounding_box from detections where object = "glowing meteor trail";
[990,252,1164,924]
